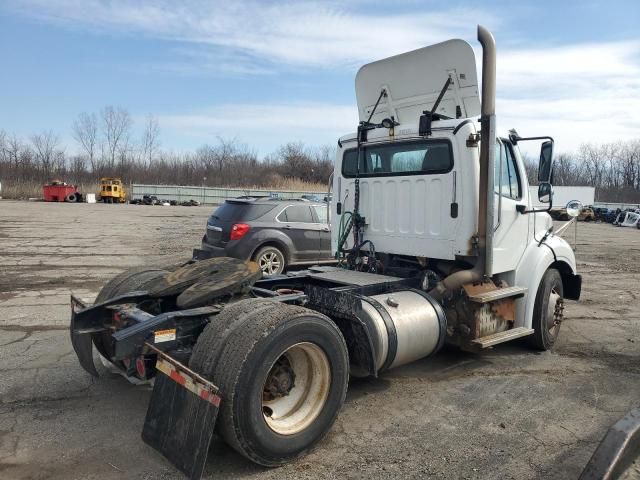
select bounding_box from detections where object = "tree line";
[0,105,639,202]
[522,141,640,203]
[0,106,333,198]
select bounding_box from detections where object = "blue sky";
[1,0,639,157]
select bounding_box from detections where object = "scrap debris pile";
[130,195,201,207]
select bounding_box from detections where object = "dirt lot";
[1,199,639,479]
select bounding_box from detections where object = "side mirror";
[566,200,584,218]
[538,182,552,204]
[538,140,554,183]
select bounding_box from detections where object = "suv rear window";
[342,140,453,177]
[210,202,276,222]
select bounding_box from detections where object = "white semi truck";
[69,26,596,480]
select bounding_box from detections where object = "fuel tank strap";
[405,289,448,355]
[358,295,398,372]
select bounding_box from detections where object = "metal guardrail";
[130,184,327,205]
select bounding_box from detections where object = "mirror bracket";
[519,182,554,214]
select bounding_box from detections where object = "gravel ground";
[0,200,638,480]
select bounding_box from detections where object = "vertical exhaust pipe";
[431,25,496,299]
[477,25,497,277]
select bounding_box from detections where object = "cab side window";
[494,141,521,200]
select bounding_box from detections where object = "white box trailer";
[530,186,595,209]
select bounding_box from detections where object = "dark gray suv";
[198,197,333,275]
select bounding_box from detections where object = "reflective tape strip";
[155,357,221,407]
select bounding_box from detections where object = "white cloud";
[6,0,494,68]
[5,0,640,153]
[495,41,640,152]
[158,102,358,153]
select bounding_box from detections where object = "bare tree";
[5,134,22,168]
[68,154,86,182]
[30,130,61,178]
[579,143,604,187]
[0,130,6,162]
[141,114,160,166]
[101,106,132,169]
[72,112,98,172]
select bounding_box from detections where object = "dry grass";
[241,177,327,192]
[0,182,41,200]
[1,182,100,200]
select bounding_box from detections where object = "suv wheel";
[254,246,286,276]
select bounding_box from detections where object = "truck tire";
[529,268,564,350]
[95,267,167,304]
[65,193,77,202]
[93,267,170,362]
[192,303,349,466]
[253,245,286,276]
[189,298,282,374]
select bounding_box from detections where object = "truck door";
[491,139,529,273]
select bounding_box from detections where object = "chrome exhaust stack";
[477,25,497,278]
[431,25,497,299]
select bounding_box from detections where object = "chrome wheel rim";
[262,342,331,435]
[546,288,564,339]
[259,251,282,275]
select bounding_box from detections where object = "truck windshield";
[342,140,453,178]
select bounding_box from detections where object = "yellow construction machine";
[98,177,126,203]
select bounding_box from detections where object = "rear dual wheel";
[189,300,348,466]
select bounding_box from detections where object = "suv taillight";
[230,223,250,240]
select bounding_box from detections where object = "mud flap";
[142,344,221,480]
[70,296,99,377]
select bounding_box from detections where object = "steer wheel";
[530,268,564,351]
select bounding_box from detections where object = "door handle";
[321,227,330,232]
[283,224,292,229]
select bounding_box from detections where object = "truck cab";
[332,30,581,350]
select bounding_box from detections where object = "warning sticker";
[154,328,176,343]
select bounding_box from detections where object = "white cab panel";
[333,129,479,261]
[356,39,480,125]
